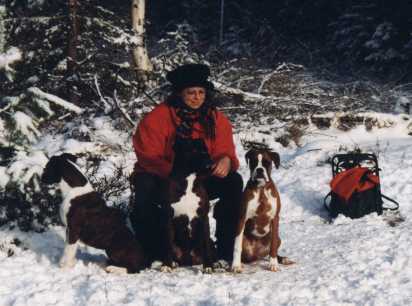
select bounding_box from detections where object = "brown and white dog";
[231,148,294,272]
[160,172,216,273]
[41,153,147,274]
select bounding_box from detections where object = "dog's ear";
[269,152,280,169]
[41,156,62,184]
[60,153,77,164]
[245,149,254,165]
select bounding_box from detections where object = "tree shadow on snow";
[280,183,330,222]
[23,227,107,268]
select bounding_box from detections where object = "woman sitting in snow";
[130,63,243,263]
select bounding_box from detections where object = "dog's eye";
[250,160,258,168]
[262,159,271,168]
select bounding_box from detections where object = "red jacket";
[133,102,239,178]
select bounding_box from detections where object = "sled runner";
[324,153,399,219]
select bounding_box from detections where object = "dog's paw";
[160,265,173,273]
[268,257,279,272]
[150,260,163,269]
[105,265,128,275]
[278,256,295,265]
[171,261,179,269]
[202,266,213,274]
[213,260,230,270]
[268,264,280,272]
[59,258,76,269]
[231,264,243,273]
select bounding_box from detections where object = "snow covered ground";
[1,114,412,306]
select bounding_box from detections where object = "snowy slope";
[0,115,412,306]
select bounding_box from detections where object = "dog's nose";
[255,168,265,177]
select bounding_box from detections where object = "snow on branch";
[12,111,41,143]
[0,47,22,70]
[0,167,10,189]
[7,150,48,192]
[213,80,265,102]
[27,87,84,114]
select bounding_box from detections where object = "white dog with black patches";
[41,153,147,274]
[57,161,93,267]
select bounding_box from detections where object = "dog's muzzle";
[255,168,265,178]
[252,167,269,186]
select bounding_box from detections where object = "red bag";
[330,167,380,202]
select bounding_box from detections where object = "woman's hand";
[211,156,231,178]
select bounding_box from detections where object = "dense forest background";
[2,0,412,102]
[0,0,411,231]
[151,0,412,75]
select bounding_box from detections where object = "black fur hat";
[166,64,214,92]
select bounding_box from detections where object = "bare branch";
[113,90,135,128]
[93,74,112,112]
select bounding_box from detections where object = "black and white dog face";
[41,153,78,185]
[245,149,280,186]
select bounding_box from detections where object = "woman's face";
[181,86,206,109]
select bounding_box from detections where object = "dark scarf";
[175,106,201,139]
[167,96,215,175]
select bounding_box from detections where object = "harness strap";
[381,193,400,211]
[324,191,332,212]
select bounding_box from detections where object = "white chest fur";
[171,174,200,232]
[246,187,278,237]
[59,180,94,226]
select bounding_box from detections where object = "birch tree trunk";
[219,0,225,45]
[68,0,79,104]
[131,0,152,73]
[0,5,5,53]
